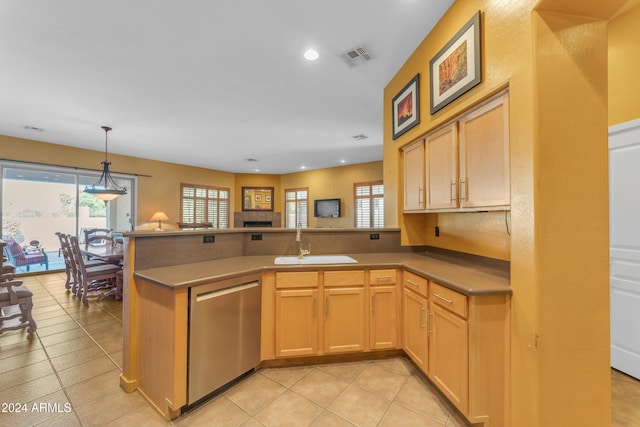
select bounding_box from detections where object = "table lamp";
[150,211,169,231]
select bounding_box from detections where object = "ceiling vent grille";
[341,45,373,67]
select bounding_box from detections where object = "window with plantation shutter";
[285,188,308,228]
[180,183,229,229]
[354,181,384,228]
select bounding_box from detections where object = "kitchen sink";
[274,255,358,265]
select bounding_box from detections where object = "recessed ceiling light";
[304,49,319,61]
[340,159,346,163]
[300,165,307,170]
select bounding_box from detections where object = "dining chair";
[1,241,37,334]
[68,235,121,304]
[2,238,48,272]
[55,232,108,292]
[83,228,114,250]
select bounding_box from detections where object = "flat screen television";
[314,198,341,218]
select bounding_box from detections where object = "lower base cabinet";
[275,288,319,357]
[323,287,366,353]
[403,288,429,371]
[428,301,469,413]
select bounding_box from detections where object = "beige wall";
[281,161,383,228]
[0,135,382,230]
[384,0,632,425]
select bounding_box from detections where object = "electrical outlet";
[370,233,380,240]
[251,233,262,241]
[435,226,440,237]
[203,235,215,244]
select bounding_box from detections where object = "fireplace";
[243,221,272,227]
[234,212,281,228]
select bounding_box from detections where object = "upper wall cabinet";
[403,90,510,213]
[458,92,510,209]
[402,139,426,212]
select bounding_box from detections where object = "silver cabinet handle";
[427,310,433,336]
[433,293,453,304]
[460,179,467,201]
[451,180,457,201]
[375,275,393,281]
[405,279,419,287]
[418,186,424,205]
[420,305,426,328]
[371,295,375,315]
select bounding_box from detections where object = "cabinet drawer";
[430,282,468,319]
[324,270,365,287]
[275,271,319,289]
[369,269,397,285]
[403,270,428,298]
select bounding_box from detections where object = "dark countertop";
[134,252,511,296]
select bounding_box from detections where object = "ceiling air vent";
[341,45,373,67]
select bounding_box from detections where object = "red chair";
[2,239,48,272]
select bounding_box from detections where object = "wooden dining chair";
[68,235,121,304]
[1,241,37,334]
[56,233,108,293]
[83,228,114,250]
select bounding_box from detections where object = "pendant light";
[83,126,127,202]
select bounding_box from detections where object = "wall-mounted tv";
[314,198,341,218]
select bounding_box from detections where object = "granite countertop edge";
[133,252,511,297]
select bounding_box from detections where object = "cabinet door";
[403,288,428,371]
[275,289,318,357]
[459,92,510,209]
[403,139,426,211]
[426,122,459,210]
[370,285,397,350]
[323,287,366,354]
[428,302,469,413]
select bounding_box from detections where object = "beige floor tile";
[612,397,640,427]
[225,373,287,415]
[33,313,74,328]
[316,361,369,382]
[56,355,119,387]
[373,356,416,376]
[39,328,89,347]
[75,388,150,426]
[353,363,409,400]
[0,359,55,392]
[104,401,172,426]
[0,333,41,358]
[308,410,355,427]
[290,368,349,407]
[327,384,390,427]
[394,375,451,423]
[44,336,98,358]
[49,345,107,372]
[65,368,123,408]
[445,409,471,427]
[254,390,323,427]
[0,373,62,404]
[91,335,123,354]
[36,320,82,338]
[0,348,48,374]
[241,418,267,427]
[259,365,313,387]
[35,410,82,427]
[177,396,250,427]
[378,402,445,427]
[108,349,123,369]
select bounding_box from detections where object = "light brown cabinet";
[402,139,426,211]
[323,270,366,354]
[428,283,469,413]
[274,272,319,357]
[403,90,510,213]
[458,92,510,209]
[369,269,399,350]
[402,271,430,371]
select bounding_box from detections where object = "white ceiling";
[0,0,454,174]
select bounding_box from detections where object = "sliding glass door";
[1,161,135,274]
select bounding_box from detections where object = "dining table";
[81,243,124,264]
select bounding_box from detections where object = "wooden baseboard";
[258,349,404,369]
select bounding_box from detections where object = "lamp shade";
[150,212,169,222]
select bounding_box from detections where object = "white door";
[610,118,640,379]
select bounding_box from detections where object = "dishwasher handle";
[195,281,260,302]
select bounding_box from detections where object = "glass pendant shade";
[84,126,127,202]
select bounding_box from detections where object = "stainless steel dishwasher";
[188,277,261,405]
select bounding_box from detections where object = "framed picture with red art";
[392,74,420,140]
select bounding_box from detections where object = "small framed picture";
[255,194,262,202]
[392,74,420,140]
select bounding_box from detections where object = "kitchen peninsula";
[120,228,511,426]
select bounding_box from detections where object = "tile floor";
[1,272,639,426]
